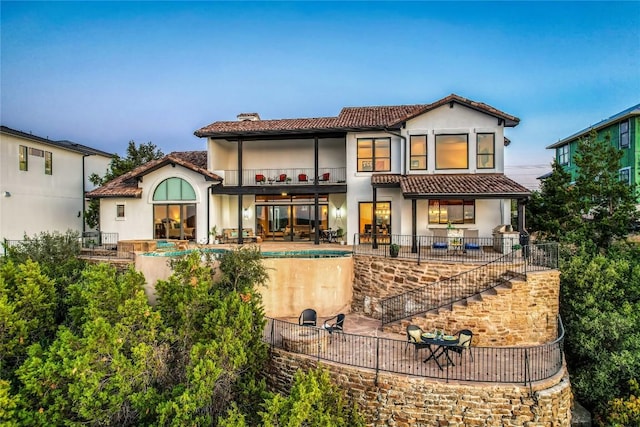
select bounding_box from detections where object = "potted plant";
[336,227,345,244]
[209,225,220,244]
[389,243,400,258]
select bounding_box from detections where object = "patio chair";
[317,172,330,182]
[323,313,346,341]
[463,229,483,256]
[298,173,308,183]
[431,229,448,255]
[255,174,266,184]
[406,324,430,355]
[298,308,317,327]
[275,173,288,183]
[450,329,474,362]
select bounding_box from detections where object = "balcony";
[220,167,346,187]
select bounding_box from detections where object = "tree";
[571,131,639,250]
[526,160,575,242]
[85,141,164,229]
[257,367,365,427]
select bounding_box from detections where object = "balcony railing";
[220,167,346,186]
[263,316,565,386]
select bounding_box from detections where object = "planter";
[389,245,400,258]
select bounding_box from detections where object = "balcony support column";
[411,199,417,253]
[238,138,244,244]
[372,187,378,250]
[313,135,320,245]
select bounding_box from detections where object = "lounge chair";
[463,229,483,256]
[431,229,448,255]
[298,308,317,327]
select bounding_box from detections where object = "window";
[358,201,391,235]
[45,151,52,175]
[19,145,28,171]
[116,204,125,219]
[476,133,495,169]
[620,167,631,185]
[409,135,427,170]
[357,138,391,172]
[620,120,629,149]
[558,145,570,166]
[428,200,475,224]
[435,134,468,169]
[153,177,196,201]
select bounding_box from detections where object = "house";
[194,94,530,245]
[0,126,112,241]
[546,103,640,205]
[86,151,222,242]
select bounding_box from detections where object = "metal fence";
[378,242,558,325]
[263,316,564,386]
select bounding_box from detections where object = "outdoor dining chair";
[323,313,346,342]
[450,329,474,362]
[406,324,430,355]
[298,308,317,327]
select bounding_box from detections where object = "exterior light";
[243,208,250,220]
[336,208,342,219]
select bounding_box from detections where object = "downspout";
[384,127,407,176]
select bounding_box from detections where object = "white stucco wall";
[0,132,110,241]
[99,165,213,242]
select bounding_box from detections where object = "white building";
[91,94,530,245]
[0,126,112,241]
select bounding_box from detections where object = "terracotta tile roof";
[86,151,219,198]
[372,173,530,198]
[194,94,520,138]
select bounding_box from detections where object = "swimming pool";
[141,248,352,258]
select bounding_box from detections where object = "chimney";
[237,112,261,121]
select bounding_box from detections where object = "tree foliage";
[527,131,638,250]
[86,141,164,229]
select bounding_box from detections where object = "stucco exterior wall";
[0,131,110,240]
[99,165,212,242]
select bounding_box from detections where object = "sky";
[2,1,639,190]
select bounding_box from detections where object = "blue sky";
[2,1,639,189]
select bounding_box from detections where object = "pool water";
[142,248,352,258]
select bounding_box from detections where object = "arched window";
[153,177,196,201]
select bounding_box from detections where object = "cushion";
[433,242,448,249]
[465,243,480,250]
[242,230,249,237]
[230,231,238,238]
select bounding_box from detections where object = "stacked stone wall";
[267,348,573,426]
[353,255,560,346]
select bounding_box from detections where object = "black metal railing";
[352,233,525,265]
[378,242,558,325]
[264,316,565,386]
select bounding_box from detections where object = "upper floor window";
[409,135,427,170]
[116,204,126,219]
[19,145,28,171]
[558,145,570,166]
[435,134,468,169]
[357,138,390,172]
[428,199,475,224]
[476,133,495,169]
[619,167,631,185]
[45,151,53,175]
[620,120,629,149]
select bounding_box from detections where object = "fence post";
[374,336,380,387]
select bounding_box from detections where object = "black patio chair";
[450,329,474,362]
[298,308,317,327]
[406,324,430,356]
[323,313,346,342]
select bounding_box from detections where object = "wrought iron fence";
[264,316,564,386]
[378,242,558,325]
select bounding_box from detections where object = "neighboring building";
[546,103,639,203]
[194,94,529,244]
[0,126,112,241]
[87,151,222,243]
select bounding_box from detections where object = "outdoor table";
[321,229,337,243]
[421,334,459,370]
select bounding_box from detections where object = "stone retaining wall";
[267,348,573,426]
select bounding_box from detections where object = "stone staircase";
[382,269,525,336]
